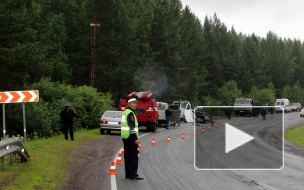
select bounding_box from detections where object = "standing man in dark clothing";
[121,95,144,180]
[60,104,75,141]
[165,106,173,129]
[269,104,274,114]
[226,104,232,120]
[261,104,267,119]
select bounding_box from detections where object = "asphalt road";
[107,112,304,190]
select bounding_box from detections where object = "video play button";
[225,123,254,153]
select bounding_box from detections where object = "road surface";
[61,112,304,190]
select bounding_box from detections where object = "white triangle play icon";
[225,123,254,153]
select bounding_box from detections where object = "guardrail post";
[8,154,11,165]
[1,157,4,171]
[13,152,16,163]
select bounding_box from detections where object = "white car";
[100,111,123,134]
[300,108,304,117]
[291,103,301,112]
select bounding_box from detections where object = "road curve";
[111,112,304,190]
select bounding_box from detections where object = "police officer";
[60,104,75,141]
[121,95,144,180]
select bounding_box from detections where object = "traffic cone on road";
[208,126,211,131]
[115,153,123,165]
[192,132,195,137]
[249,116,253,122]
[107,161,118,175]
[181,133,185,140]
[221,123,224,127]
[121,148,124,156]
[201,128,205,134]
[151,138,156,146]
[167,136,171,143]
[138,144,142,150]
[216,123,219,129]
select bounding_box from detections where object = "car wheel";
[106,129,111,134]
[150,123,156,132]
[100,129,105,134]
[146,126,150,132]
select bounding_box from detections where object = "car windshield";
[235,100,250,104]
[103,111,123,118]
[158,104,166,110]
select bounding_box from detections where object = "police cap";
[127,95,138,103]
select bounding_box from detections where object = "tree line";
[1,0,304,137]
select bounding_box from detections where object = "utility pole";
[90,21,100,87]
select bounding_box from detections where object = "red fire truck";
[118,91,159,132]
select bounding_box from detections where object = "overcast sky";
[180,0,304,41]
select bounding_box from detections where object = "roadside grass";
[0,129,107,190]
[285,125,304,148]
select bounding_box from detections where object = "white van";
[156,102,168,125]
[275,99,291,112]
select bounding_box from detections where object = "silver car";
[100,111,123,134]
[300,108,304,117]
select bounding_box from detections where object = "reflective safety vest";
[121,109,139,139]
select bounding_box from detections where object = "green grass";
[285,125,304,148]
[0,129,107,190]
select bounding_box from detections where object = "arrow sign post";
[1,90,39,142]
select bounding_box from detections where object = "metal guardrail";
[0,137,30,171]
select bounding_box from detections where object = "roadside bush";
[248,85,276,105]
[4,78,114,138]
[217,80,243,105]
[201,95,221,116]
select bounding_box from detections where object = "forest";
[1,0,304,138]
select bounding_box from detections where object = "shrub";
[4,78,114,138]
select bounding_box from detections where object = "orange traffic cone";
[115,153,123,165]
[138,144,142,150]
[107,161,118,175]
[249,116,253,122]
[192,132,195,137]
[181,133,185,140]
[221,123,224,127]
[201,128,205,134]
[151,138,156,146]
[121,148,124,155]
[208,126,211,131]
[216,123,219,129]
[167,136,171,143]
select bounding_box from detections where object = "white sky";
[180,0,304,41]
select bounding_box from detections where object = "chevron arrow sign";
[0,90,39,103]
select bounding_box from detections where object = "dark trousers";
[227,113,231,119]
[122,138,138,178]
[64,123,74,140]
[165,116,171,129]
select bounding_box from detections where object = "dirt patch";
[58,134,122,190]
